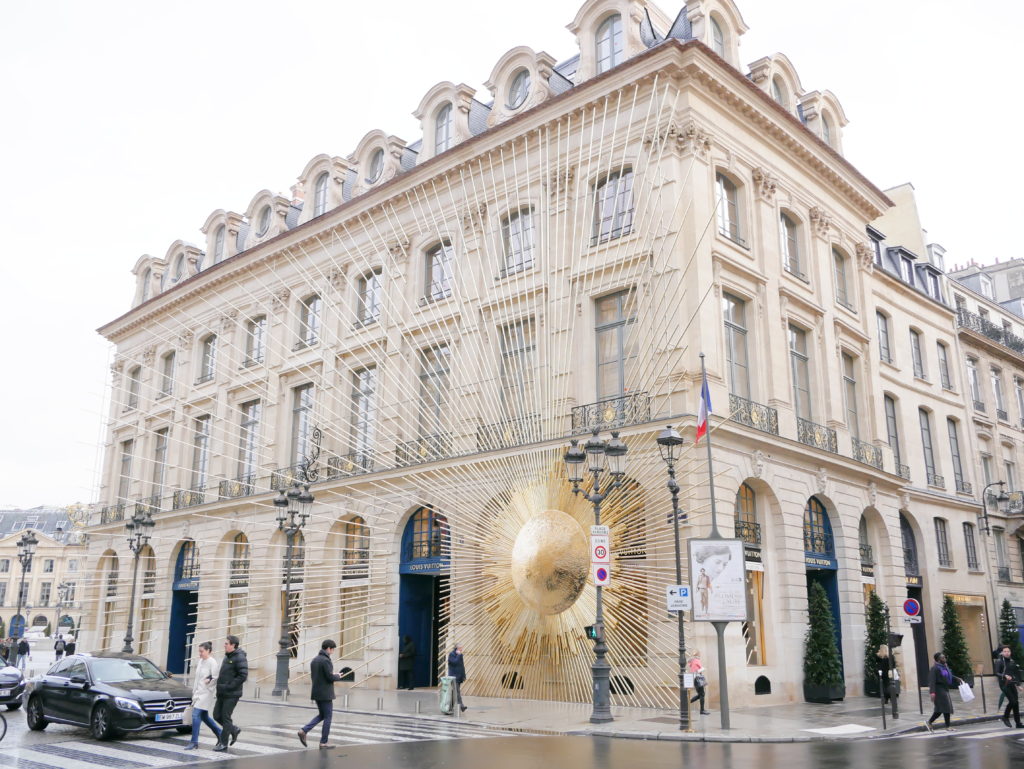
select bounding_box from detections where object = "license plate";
[0,689,10,697]
[155,712,183,722]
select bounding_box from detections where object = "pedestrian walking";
[398,635,416,690]
[925,652,963,732]
[53,635,65,661]
[687,651,711,715]
[213,635,247,752]
[297,640,344,750]
[16,638,29,671]
[995,644,1023,729]
[185,641,222,750]
[64,637,76,656]
[0,638,9,664]
[876,645,899,717]
[994,646,1008,711]
[447,644,468,713]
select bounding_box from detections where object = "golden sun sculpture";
[510,509,588,616]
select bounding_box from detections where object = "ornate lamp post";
[272,481,313,696]
[979,480,1010,650]
[656,424,690,730]
[122,508,155,653]
[564,429,627,724]
[14,530,38,639]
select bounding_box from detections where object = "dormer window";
[367,148,384,184]
[141,268,151,302]
[255,205,271,237]
[172,254,185,284]
[213,226,226,264]
[771,77,788,108]
[596,14,623,74]
[313,172,329,217]
[710,17,725,57]
[980,275,994,299]
[435,104,453,154]
[822,113,834,147]
[507,69,531,110]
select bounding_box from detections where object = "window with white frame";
[367,148,384,183]
[592,168,634,244]
[876,311,892,363]
[822,113,834,147]
[435,103,453,154]
[424,241,454,301]
[919,409,938,484]
[141,268,151,302]
[237,400,261,482]
[418,345,451,436]
[992,367,1006,415]
[126,366,141,409]
[934,518,952,567]
[884,395,902,469]
[789,324,812,420]
[198,334,217,382]
[117,439,134,503]
[937,342,952,389]
[499,318,536,416]
[710,16,725,57]
[596,291,638,401]
[595,14,623,74]
[190,415,211,490]
[723,293,750,399]
[313,172,329,217]
[299,295,322,347]
[350,367,377,457]
[43,559,54,574]
[246,316,267,364]
[291,384,315,466]
[982,453,993,485]
[842,352,859,438]
[213,225,226,264]
[357,270,382,324]
[966,357,983,406]
[507,70,530,109]
[947,418,966,492]
[255,205,271,237]
[771,76,788,108]
[716,173,742,243]
[159,351,175,396]
[995,528,1009,574]
[151,428,168,500]
[963,522,980,570]
[501,207,535,275]
[833,248,851,307]
[909,329,926,379]
[780,214,801,277]
[1005,460,1016,490]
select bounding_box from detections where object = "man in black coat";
[447,644,467,713]
[996,645,1024,728]
[297,640,343,749]
[213,635,248,752]
[398,635,416,690]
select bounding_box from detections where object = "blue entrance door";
[398,508,450,687]
[167,541,200,673]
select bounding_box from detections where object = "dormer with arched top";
[296,154,354,224]
[201,209,246,266]
[484,48,559,128]
[747,53,805,117]
[160,240,205,291]
[798,89,849,154]
[131,254,160,307]
[568,0,667,83]
[350,130,410,196]
[689,0,748,67]
[414,82,479,163]
[243,190,291,248]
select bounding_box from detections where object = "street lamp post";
[564,429,627,724]
[14,530,38,639]
[272,481,314,697]
[122,508,155,654]
[656,425,690,730]
[979,480,1010,651]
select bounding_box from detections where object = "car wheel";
[176,725,192,734]
[26,696,48,730]
[90,703,115,741]
[7,701,22,710]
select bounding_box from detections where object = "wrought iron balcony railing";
[735,520,762,546]
[571,392,650,434]
[955,479,974,495]
[342,551,370,580]
[974,400,986,413]
[135,495,161,516]
[105,574,119,597]
[100,503,125,524]
[851,437,883,470]
[859,544,874,565]
[220,474,257,499]
[804,531,835,556]
[927,472,945,488]
[897,463,911,481]
[326,452,375,479]
[272,463,315,489]
[958,308,1024,356]
[477,414,541,451]
[396,433,453,467]
[998,408,1009,422]
[796,418,838,453]
[142,569,157,595]
[172,487,206,510]
[728,394,779,435]
[229,560,250,588]
[998,566,1012,582]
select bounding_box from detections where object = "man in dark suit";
[996,644,1023,728]
[298,639,343,749]
[213,635,248,752]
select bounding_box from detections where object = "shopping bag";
[439,675,455,715]
[958,682,975,703]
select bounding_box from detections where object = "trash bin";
[439,675,455,715]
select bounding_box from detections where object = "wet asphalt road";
[205,732,1024,769]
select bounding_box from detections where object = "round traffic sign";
[594,545,607,559]
[903,598,921,617]
[596,567,608,581]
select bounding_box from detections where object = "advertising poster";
[688,538,748,622]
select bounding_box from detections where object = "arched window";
[710,16,725,57]
[822,113,834,147]
[900,514,919,578]
[341,516,370,579]
[255,205,272,237]
[592,167,634,244]
[507,70,530,110]
[367,148,384,183]
[175,540,199,582]
[228,533,249,637]
[138,545,156,656]
[858,517,873,565]
[141,268,151,302]
[213,225,226,264]
[199,334,217,382]
[313,172,330,217]
[804,497,833,556]
[173,254,185,284]
[403,507,449,561]
[780,213,801,276]
[771,76,788,108]
[715,172,742,243]
[434,103,453,154]
[734,483,759,544]
[596,14,623,74]
[424,241,454,301]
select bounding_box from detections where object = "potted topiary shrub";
[998,598,1024,667]
[940,595,973,686]
[804,581,845,703]
[863,591,887,697]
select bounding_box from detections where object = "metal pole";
[918,684,923,715]
[879,670,887,730]
[273,527,295,696]
[979,673,986,714]
[699,354,721,539]
[712,621,729,729]
[122,547,141,653]
[15,560,28,640]
[590,474,613,724]
[667,465,689,730]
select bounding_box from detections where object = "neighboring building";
[78,0,1018,709]
[948,258,1024,316]
[0,507,87,639]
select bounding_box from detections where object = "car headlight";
[114,697,145,713]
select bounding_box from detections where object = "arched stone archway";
[398,506,450,688]
[803,495,844,678]
[166,539,199,673]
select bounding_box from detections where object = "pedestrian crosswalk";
[907,723,1024,741]
[0,715,527,768]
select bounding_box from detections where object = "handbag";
[694,673,707,688]
[957,681,975,703]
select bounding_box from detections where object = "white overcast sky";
[1,0,1020,508]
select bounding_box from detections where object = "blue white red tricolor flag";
[694,371,712,445]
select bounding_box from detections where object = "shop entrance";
[167,541,199,674]
[397,507,450,688]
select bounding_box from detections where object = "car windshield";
[90,658,165,683]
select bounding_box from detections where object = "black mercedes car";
[0,663,25,710]
[25,652,193,739]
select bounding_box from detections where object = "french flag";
[694,371,712,445]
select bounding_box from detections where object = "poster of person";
[687,538,748,622]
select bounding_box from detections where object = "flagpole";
[699,353,721,539]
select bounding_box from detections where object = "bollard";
[979,674,987,714]
[254,686,261,699]
[416,700,421,714]
[879,671,887,730]
[344,694,349,709]
[377,697,383,711]
[918,684,924,715]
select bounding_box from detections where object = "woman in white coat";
[186,641,223,750]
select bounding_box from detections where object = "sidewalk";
[241,677,1009,743]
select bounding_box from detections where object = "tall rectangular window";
[1005,461,1017,490]
[937,343,952,389]
[199,335,217,382]
[191,415,211,489]
[350,367,377,456]
[992,367,1006,412]
[237,400,261,480]
[842,353,859,438]
[502,208,535,274]
[39,582,52,606]
[967,357,982,405]
[876,312,891,363]
[934,519,951,568]
[117,439,134,503]
[716,173,741,242]
[418,346,451,436]
[151,428,168,500]
[723,293,750,399]
[299,295,322,346]
[982,454,994,485]
[159,352,175,397]
[126,366,141,409]
[595,291,638,401]
[291,384,315,465]
[357,270,382,324]
[780,214,801,276]
[593,169,634,243]
[0,584,6,605]
[995,528,1009,570]
[1016,377,1024,422]
[788,325,811,420]
[884,395,902,468]
[963,523,979,570]
[246,316,267,364]
[833,249,850,307]
[947,419,965,491]
[919,409,937,481]
[499,318,536,415]
[425,242,454,301]
[910,329,925,379]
